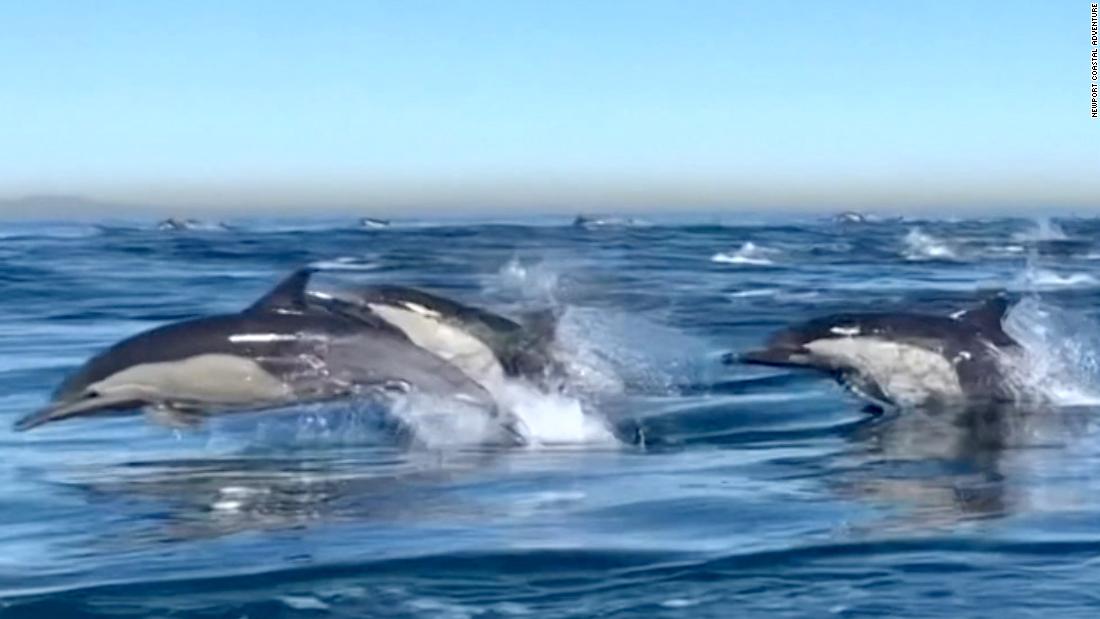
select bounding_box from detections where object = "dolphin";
[358,217,390,229]
[14,270,515,438]
[156,218,231,232]
[316,284,564,390]
[736,296,1021,409]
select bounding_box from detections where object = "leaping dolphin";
[735,296,1022,409]
[318,284,564,391]
[14,269,516,439]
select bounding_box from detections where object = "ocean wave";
[1015,269,1099,290]
[728,288,781,299]
[711,242,779,266]
[727,288,821,302]
[0,223,101,240]
[902,228,959,261]
[308,256,380,271]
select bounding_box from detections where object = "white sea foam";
[711,242,779,266]
[278,595,331,611]
[902,228,958,261]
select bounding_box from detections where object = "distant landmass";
[0,194,152,217]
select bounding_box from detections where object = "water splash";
[493,380,617,446]
[492,257,561,303]
[1013,217,1068,242]
[902,228,958,261]
[1002,297,1100,406]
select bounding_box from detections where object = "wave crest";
[711,242,779,266]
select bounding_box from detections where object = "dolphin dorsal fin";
[954,294,1014,344]
[247,268,315,314]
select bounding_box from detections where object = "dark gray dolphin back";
[778,294,1014,351]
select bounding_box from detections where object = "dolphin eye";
[82,390,100,399]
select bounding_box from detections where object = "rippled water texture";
[3,215,1100,618]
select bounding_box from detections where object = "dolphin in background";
[14,269,517,441]
[735,296,1022,410]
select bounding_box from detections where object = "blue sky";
[0,1,1095,214]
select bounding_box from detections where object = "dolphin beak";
[738,347,810,368]
[13,393,141,432]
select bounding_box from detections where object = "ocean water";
[3,215,1100,617]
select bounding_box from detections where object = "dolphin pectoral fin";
[490,405,529,447]
[13,392,144,432]
[860,403,887,416]
[145,403,207,429]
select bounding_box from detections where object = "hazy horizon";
[2,1,1096,215]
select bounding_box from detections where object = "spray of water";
[1001,297,1100,406]
[1013,217,1068,242]
[902,228,959,261]
[447,257,708,448]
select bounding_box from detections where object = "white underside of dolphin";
[801,337,965,407]
[363,301,507,390]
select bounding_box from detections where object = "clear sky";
[0,0,1096,214]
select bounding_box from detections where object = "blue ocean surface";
[3,214,1100,617]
